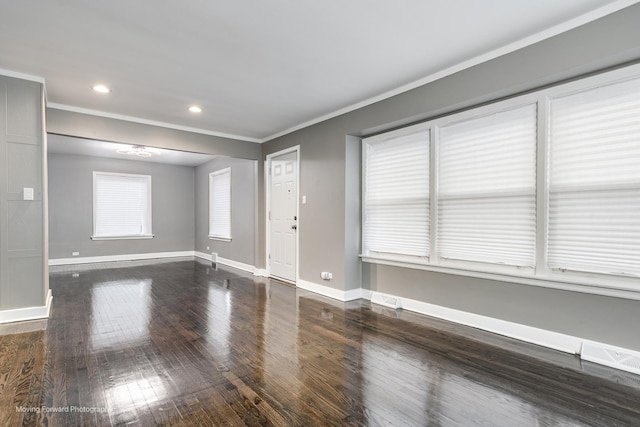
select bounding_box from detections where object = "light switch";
[23,188,34,201]
[302,195,307,204]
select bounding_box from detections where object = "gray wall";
[0,76,48,311]
[195,157,257,267]
[46,108,265,265]
[48,153,195,259]
[262,5,640,350]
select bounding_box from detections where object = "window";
[209,168,231,241]
[437,104,537,267]
[363,125,430,257]
[362,64,640,295]
[93,172,152,239]
[548,77,640,277]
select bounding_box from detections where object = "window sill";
[361,254,640,301]
[91,235,154,241]
[208,236,232,242]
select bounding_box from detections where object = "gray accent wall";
[0,76,48,311]
[48,153,195,259]
[195,157,257,267]
[262,5,640,350]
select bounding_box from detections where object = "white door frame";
[265,145,300,284]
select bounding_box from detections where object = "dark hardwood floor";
[1,258,640,426]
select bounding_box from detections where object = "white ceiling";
[48,134,217,167]
[0,1,636,142]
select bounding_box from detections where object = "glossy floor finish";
[2,259,640,426]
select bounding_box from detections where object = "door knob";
[291,225,297,230]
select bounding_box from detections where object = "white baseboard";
[0,289,53,324]
[194,251,210,261]
[372,291,582,354]
[49,251,194,266]
[194,251,257,275]
[254,268,268,277]
[366,290,640,375]
[297,279,366,302]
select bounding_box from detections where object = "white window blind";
[363,127,430,257]
[548,77,640,276]
[437,104,537,267]
[209,168,231,240]
[93,172,152,238]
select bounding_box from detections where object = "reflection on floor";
[1,258,640,426]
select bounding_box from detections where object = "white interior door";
[269,151,298,282]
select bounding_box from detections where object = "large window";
[363,126,430,257]
[548,77,640,277]
[362,64,640,294]
[438,105,537,267]
[209,168,231,241]
[93,172,152,239]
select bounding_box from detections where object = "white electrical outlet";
[206,246,210,250]
[72,252,79,256]
[320,272,332,280]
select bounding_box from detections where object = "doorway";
[266,147,299,283]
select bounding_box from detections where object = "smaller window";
[209,168,231,241]
[93,172,153,240]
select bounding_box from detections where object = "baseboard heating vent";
[370,292,402,309]
[211,252,218,263]
[581,341,640,376]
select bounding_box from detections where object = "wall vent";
[581,340,640,376]
[370,292,402,309]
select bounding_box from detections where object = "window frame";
[361,63,640,300]
[92,171,153,241]
[208,167,232,242]
[362,122,431,259]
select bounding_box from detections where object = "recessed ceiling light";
[188,105,202,113]
[93,84,111,94]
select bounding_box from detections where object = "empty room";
[1,1,640,425]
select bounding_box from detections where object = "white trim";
[254,268,269,277]
[208,236,232,242]
[49,251,194,266]
[344,287,370,302]
[297,279,351,302]
[91,235,154,241]
[0,67,45,84]
[194,251,211,261]
[261,0,639,142]
[265,145,300,284]
[193,251,256,274]
[0,290,53,324]
[378,292,583,354]
[366,290,640,375]
[217,257,255,274]
[46,103,262,144]
[362,255,640,301]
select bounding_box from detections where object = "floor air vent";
[370,292,402,309]
[581,341,640,375]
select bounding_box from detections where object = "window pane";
[363,128,429,257]
[548,77,640,276]
[94,173,152,237]
[209,168,231,239]
[438,104,537,267]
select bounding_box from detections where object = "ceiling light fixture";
[116,145,153,157]
[93,84,111,93]
[188,105,202,113]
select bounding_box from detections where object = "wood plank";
[0,258,638,426]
